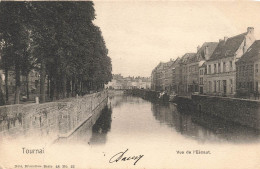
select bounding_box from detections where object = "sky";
[93,1,260,77]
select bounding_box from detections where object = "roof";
[164,59,175,68]
[236,40,260,63]
[196,42,218,61]
[180,53,196,64]
[199,61,207,68]
[209,32,247,61]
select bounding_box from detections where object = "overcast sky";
[93,1,260,77]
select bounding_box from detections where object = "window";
[208,81,212,92]
[214,64,217,74]
[230,79,233,94]
[200,77,203,85]
[250,82,253,92]
[256,64,259,73]
[218,63,221,73]
[214,80,216,92]
[208,65,211,74]
[218,80,221,92]
[230,61,233,69]
[223,62,226,72]
[239,82,242,88]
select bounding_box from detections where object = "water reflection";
[72,95,260,145]
[89,106,112,145]
[152,102,260,143]
[108,95,147,108]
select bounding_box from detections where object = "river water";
[1,95,260,169]
[71,95,260,145]
[55,95,260,168]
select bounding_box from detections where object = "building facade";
[236,40,260,95]
[199,63,207,94]
[106,74,151,90]
[178,53,196,95]
[206,27,255,96]
[187,42,218,94]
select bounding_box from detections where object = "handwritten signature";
[109,149,144,165]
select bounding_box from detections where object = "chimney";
[204,46,209,60]
[224,36,228,42]
[247,27,254,34]
[197,45,200,52]
[204,46,209,55]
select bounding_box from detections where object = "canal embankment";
[0,91,108,142]
[192,94,260,130]
[127,89,260,130]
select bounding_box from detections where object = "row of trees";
[0,1,112,105]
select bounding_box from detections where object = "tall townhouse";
[178,53,196,95]
[199,63,207,94]
[174,58,182,94]
[171,58,180,93]
[151,63,162,91]
[187,42,218,94]
[155,62,166,91]
[151,67,157,90]
[236,40,260,95]
[164,59,175,92]
[206,27,255,96]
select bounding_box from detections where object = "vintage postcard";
[0,0,260,169]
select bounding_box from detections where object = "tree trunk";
[4,68,9,102]
[75,77,78,96]
[71,77,75,97]
[66,79,71,98]
[26,73,29,100]
[0,76,5,106]
[79,79,82,95]
[14,64,21,104]
[62,73,66,99]
[47,75,50,99]
[55,74,60,100]
[40,59,46,103]
[0,88,5,106]
[50,76,55,101]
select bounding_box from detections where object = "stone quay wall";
[0,91,108,141]
[127,89,260,130]
[191,95,260,130]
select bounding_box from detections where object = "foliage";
[0,1,112,103]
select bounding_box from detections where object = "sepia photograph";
[0,0,260,169]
